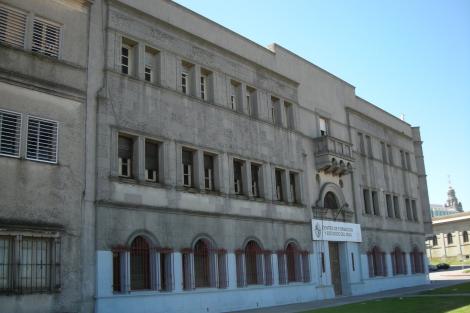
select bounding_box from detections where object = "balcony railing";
[313,135,354,176]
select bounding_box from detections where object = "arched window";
[130,236,150,290]
[367,246,386,277]
[245,240,262,285]
[463,231,469,243]
[447,233,453,245]
[432,235,438,246]
[324,192,339,210]
[286,243,301,282]
[391,247,406,275]
[194,239,211,288]
[410,247,424,274]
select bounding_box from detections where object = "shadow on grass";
[301,296,470,313]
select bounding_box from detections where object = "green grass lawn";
[302,283,470,313]
[421,282,470,295]
[429,258,470,266]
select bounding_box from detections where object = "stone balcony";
[313,135,354,176]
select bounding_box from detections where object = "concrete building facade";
[0,1,432,313]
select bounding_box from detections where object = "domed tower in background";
[445,185,463,212]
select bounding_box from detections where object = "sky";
[174,0,470,210]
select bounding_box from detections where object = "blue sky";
[175,0,470,209]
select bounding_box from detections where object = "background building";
[0,1,432,313]
[426,212,470,264]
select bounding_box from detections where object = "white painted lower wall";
[95,250,429,313]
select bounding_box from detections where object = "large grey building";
[0,1,432,313]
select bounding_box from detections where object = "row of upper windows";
[0,3,61,58]
[357,132,414,171]
[362,188,419,222]
[118,36,296,130]
[117,132,302,204]
[0,109,58,163]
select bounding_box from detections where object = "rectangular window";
[181,61,193,95]
[351,252,355,271]
[411,200,418,222]
[365,135,373,158]
[363,188,371,214]
[204,154,214,191]
[393,196,400,218]
[233,159,243,195]
[371,191,379,216]
[112,250,122,292]
[200,75,207,100]
[0,235,60,294]
[32,17,61,58]
[284,101,294,129]
[182,149,194,188]
[289,172,299,204]
[246,87,257,117]
[26,117,58,163]
[386,194,393,218]
[230,80,240,111]
[118,134,133,178]
[405,198,412,220]
[251,163,261,198]
[144,46,159,83]
[319,117,328,136]
[0,4,27,49]
[405,152,411,171]
[387,144,393,165]
[275,168,284,202]
[0,110,21,157]
[271,97,281,125]
[381,142,387,163]
[121,38,137,76]
[145,140,159,183]
[358,133,365,154]
[400,150,406,169]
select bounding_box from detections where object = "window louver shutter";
[0,5,26,48]
[32,18,60,58]
[0,110,21,157]
[26,117,58,163]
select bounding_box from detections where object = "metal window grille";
[464,231,469,243]
[286,244,300,283]
[130,236,150,290]
[121,45,130,74]
[368,246,386,277]
[193,239,211,288]
[245,241,262,285]
[447,233,453,245]
[0,235,60,294]
[0,5,26,49]
[26,117,58,163]
[144,51,153,82]
[391,247,406,275]
[217,249,228,289]
[32,18,60,58]
[410,249,424,274]
[301,251,310,282]
[0,110,21,157]
[263,251,273,286]
[181,248,194,290]
[277,250,287,285]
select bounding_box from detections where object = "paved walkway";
[231,270,470,313]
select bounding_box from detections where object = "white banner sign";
[311,219,362,242]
